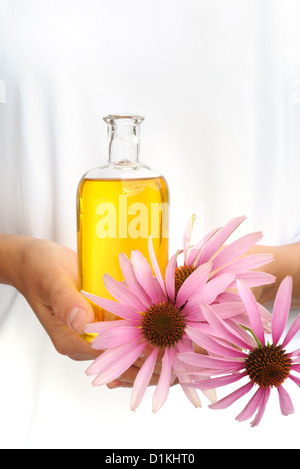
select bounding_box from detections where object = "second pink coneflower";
[179,276,300,426]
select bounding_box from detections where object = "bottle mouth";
[103,114,144,126]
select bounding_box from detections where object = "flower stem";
[241,325,262,348]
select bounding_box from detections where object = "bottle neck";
[104,114,144,165]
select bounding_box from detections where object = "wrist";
[0,234,32,290]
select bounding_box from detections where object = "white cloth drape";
[0,0,300,449]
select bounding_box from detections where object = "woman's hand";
[0,234,161,385]
[247,243,300,307]
[7,236,101,360]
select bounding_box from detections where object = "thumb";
[50,277,96,334]
[68,304,95,335]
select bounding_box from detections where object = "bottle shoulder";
[79,162,163,181]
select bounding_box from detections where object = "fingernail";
[107,380,122,389]
[69,307,87,333]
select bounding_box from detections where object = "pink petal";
[213,253,274,277]
[82,292,142,321]
[172,344,202,408]
[282,314,300,349]
[131,347,159,411]
[250,387,270,427]
[165,250,180,303]
[257,303,273,324]
[152,348,173,413]
[227,313,252,331]
[212,301,271,331]
[226,318,257,349]
[91,342,146,386]
[103,274,147,311]
[176,341,216,404]
[230,271,276,289]
[119,253,152,307]
[277,385,294,416]
[184,273,235,316]
[85,319,138,334]
[148,236,167,297]
[188,227,221,266]
[177,339,212,400]
[153,277,167,303]
[236,280,265,346]
[175,262,211,308]
[201,302,255,350]
[187,372,247,389]
[178,351,244,371]
[215,291,241,303]
[289,374,300,387]
[183,214,196,264]
[189,367,245,377]
[131,250,160,304]
[272,276,293,346]
[195,216,246,266]
[185,326,247,358]
[191,382,216,405]
[91,326,142,350]
[209,381,254,410]
[207,301,249,320]
[86,341,143,376]
[212,232,264,271]
[236,387,264,422]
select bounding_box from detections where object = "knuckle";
[50,289,74,324]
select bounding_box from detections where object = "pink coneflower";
[82,239,239,413]
[178,276,300,426]
[176,215,275,306]
[82,216,275,413]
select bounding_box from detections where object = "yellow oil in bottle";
[77,176,169,334]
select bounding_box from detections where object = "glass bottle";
[77,114,169,336]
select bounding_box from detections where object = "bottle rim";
[103,114,145,126]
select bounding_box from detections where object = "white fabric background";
[0,0,300,449]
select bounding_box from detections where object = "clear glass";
[77,114,169,337]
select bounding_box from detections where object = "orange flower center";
[174,264,196,296]
[141,302,187,348]
[245,344,292,388]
